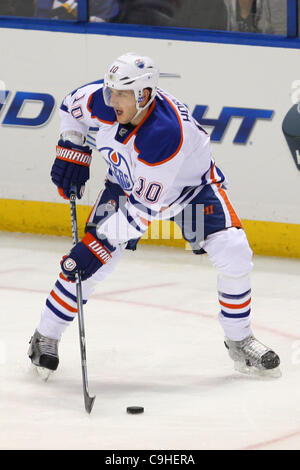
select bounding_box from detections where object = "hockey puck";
[126,406,144,414]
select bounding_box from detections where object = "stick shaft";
[69,188,95,413]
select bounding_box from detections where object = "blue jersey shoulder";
[60,80,116,124]
[86,87,116,124]
[135,95,183,166]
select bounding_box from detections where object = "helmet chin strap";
[131,106,146,123]
[130,95,155,123]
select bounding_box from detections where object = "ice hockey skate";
[224,335,281,378]
[28,330,59,381]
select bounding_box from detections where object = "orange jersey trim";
[216,183,243,228]
[210,163,218,184]
[123,100,156,145]
[210,162,242,228]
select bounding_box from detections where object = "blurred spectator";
[1,0,296,37]
[0,0,35,17]
[172,0,228,30]
[261,0,300,36]
[259,0,286,35]
[36,0,77,19]
[36,0,120,21]
[0,0,15,15]
[225,0,294,35]
[224,0,262,32]
[114,0,179,27]
[90,0,120,22]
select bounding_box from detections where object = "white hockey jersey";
[59,81,226,244]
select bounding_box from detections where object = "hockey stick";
[69,185,96,414]
[159,73,181,78]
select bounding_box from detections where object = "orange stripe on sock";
[219,298,251,310]
[50,290,77,313]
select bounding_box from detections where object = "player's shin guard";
[203,228,281,376]
[36,244,125,341]
[37,274,92,340]
[218,274,281,377]
[217,273,252,341]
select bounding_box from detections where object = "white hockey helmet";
[103,52,159,119]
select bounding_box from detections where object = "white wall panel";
[1,27,299,222]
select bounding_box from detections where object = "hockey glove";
[51,139,92,200]
[60,228,116,281]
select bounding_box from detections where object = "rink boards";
[1,27,300,257]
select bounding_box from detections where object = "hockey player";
[28,52,280,378]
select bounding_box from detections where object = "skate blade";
[234,361,282,378]
[32,364,54,382]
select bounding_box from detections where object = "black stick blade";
[85,395,96,414]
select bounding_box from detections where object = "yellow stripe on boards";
[241,219,300,258]
[0,198,300,258]
[0,198,89,237]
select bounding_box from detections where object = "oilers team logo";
[135,59,145,69]
[99,147,134,191]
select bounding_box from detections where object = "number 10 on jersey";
[134,177,163,204]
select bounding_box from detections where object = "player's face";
[109,89,137,124]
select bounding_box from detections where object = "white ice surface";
[0,231,300,450]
